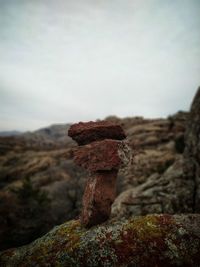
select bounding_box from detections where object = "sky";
[0,0,200,131]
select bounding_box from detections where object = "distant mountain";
[22,123,74,148]
[0,123,72,139]
[0,123,75,156]
[0,131,22,137]
[25,123,72,142]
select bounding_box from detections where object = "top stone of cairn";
[68,120,126,145]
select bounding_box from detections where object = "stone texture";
[112,155,194,218]
[81,171,118,227]
[184,86,200,212]
[74,139,125,172]
[1,214,200,267]
[68,121,126,145]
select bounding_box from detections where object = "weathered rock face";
[115,112,187,189]
[110,109,193,218]
[111,102,199,218]
[68,121,131,227]
[112,155,194,218]
[1,214,200,267]
[184,87,200,212]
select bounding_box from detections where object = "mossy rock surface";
[1,214,200,267]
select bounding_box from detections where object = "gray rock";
[184,87,200,212]
[112,156,194,218]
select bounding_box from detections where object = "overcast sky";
[0,0,200,131]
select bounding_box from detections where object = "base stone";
[81,170,118,227]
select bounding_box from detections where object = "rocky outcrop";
[103,112,188,195]
[112,155,194,218]
[184,87,200,212]
[111,90,200,218]
[1,214,200,267]
[110,110,192,218]
[69,121,131,227]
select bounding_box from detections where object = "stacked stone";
[68,121,131,227]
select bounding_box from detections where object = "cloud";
[0,0,200,131]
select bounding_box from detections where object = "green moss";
[124,215,162,240]
[34,220,86,265]
[55,220,84,252]
[0,220,86,267]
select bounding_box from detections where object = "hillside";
[0,110,189,250]
[2,86,200,252]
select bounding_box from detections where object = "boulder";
[1,214,200,267]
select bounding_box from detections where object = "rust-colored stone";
[68,121,126,145]
[68,120,130,227]
[81,170,118,227]
[74,139,122,172]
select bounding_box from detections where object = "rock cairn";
[68,121,131,227]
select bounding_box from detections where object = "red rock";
[68,121,126,145]
[73,139,123,172]
[68,120,131,227]
[81,170,118,227]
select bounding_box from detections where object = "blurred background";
[0,0,200,251]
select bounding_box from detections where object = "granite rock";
[1,214,200,267]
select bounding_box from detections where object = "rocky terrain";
[0,87,199,253]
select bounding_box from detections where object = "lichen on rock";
[1,214,200,267]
